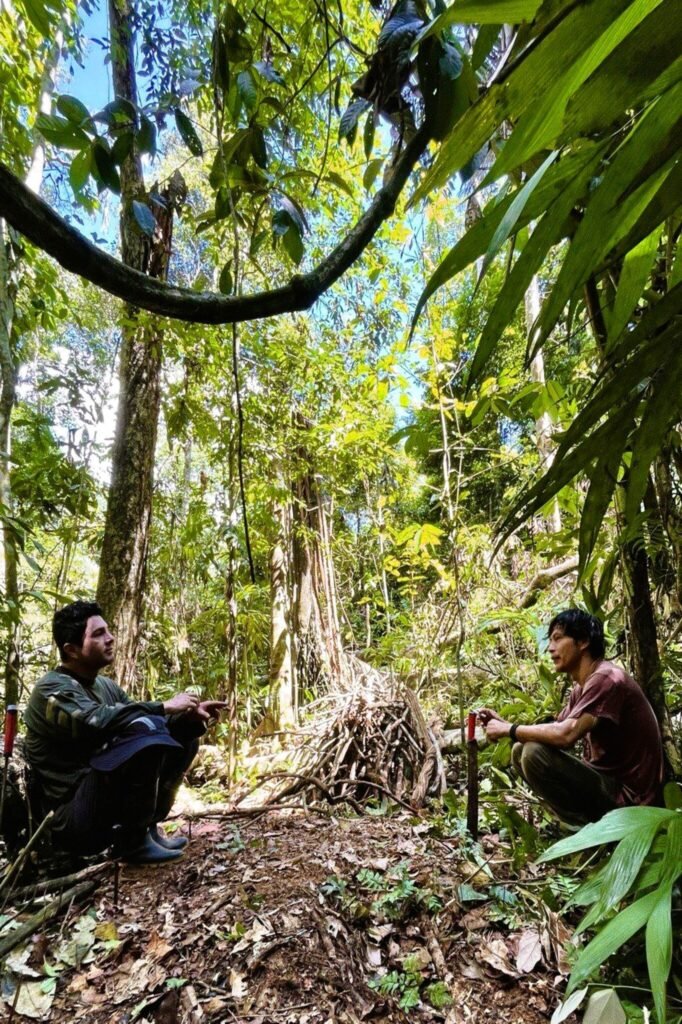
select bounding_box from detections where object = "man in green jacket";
[25,600,226,863]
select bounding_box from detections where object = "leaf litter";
[0,811,579,1023]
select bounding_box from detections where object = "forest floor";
[0,796,580,1024]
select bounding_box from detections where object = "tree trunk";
[620,530,680,775]
[290,418,349,698]
[0,216,19,706]
[224,439,240,775]
[270,470,294,728]
[652,447,682,613]
[97,0,183,689]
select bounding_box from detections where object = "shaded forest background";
[1,0,681,768]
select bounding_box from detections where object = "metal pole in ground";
[466,711,479,840]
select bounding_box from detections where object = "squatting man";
[24,600,227,864]
[479,609,664,825]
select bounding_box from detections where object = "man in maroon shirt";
[479,610,664,825]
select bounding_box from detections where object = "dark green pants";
[512,742,621,826]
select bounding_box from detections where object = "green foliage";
[539,806,682,1023]
[410,0,681,564]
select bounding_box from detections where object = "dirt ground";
[0,808,577,1024]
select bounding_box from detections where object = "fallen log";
[0,879,98,960]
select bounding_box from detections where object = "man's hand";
[163,692,200,715]
[477,707,502,726]
[485,717,512,742]
[194,700,228,723]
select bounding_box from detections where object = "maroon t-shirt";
[557,661,663,806]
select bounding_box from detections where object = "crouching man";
[24,600,226,863]
[479,609,664,826]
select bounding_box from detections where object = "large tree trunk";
[0,216,19,707]
[97,0,183,690]
[290,419,349,698]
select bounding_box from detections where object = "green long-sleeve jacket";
[24,668,167,810]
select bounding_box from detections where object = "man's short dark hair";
[548,609,605,659]
[53,600,104,658]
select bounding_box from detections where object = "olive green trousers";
[511,741,621,826]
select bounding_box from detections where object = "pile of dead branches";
[250,682,452,813]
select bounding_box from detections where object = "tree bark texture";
[97,0,183,688]
[270,480,294,728]
[0,216,20,706]
[291,421,349,696]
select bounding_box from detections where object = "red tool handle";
[3,705,18,757]
[467,710,477,742]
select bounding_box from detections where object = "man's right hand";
[477,707,502,725]
[163,692,200,715]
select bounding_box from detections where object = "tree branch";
[0,125,430,325]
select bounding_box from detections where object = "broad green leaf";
[646,885,673,1024]
[218,262,233,294]
[410,0,628,204]
[471,24,500,71]
[68,149,91,193]
[578,447,622,575]
[250,127,267,169]
[237,70,257,113]
[534,82,682,351]
[417,0,542,41]
[56,95,91,126]
[663,782,682,810]
[468,148,602,384]
[479,150,558,282]
[35,113,89,150]
[491,0,665,178]
[20,0,59,35]
[412,141,604,334]
[538,807,674,862]
[585,816,667,924]
[282,224,304,265]
[561,6,682,143]
[90,139,121,193]
[567,888,660,993]
[174,109,203,156]
[363,159,383,193]
[364,110,375,160]
[606,228,660,348]
[339,98,370,144]
[625,353,682,519]
[137,115,157,156]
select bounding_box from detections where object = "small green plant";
[321,862,442,923]
[539,803,682,1024]
[369,965,421,1011]
[424,980,453,1009]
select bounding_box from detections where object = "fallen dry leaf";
[515,928,543,973]
[145,930,174,963]
[477,937,520,978]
